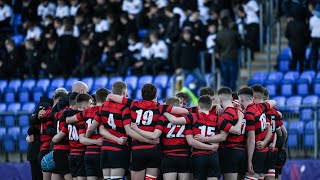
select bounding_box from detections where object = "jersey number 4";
[135,110,154,125]
[166,123,185,138]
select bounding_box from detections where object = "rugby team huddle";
[27,80,288,180]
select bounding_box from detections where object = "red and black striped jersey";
[61,120,86,156]
[155,115,191,156]
[95,102,130,151]
[219,106,246,150]
[122,97,173,150]
[266,108,283,145]
[187,106,217,116]
[40,107,52,151]
[53,107,74,151]
[78,106,101,155]
[185,113,223,155]
[245,102,271,152]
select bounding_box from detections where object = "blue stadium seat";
[18,87,30,103]
[283,120,288,129]
[7,126,20,140]
[4,115,15,127]
[284,71,299,82]
[22,79,36,91]
[296,71,315,96]
[138,29,149,39]
[286,96,302,112]
[19,139,28,152]
[8,79,22,92]
[281,47,292,58]
[278,58,290,72]
[154,75,169,89]
[36,78,50,92]
[65,78,79,90]
[135,89,142,100]
[21,126,28,137]
[3,88,15,103]
[267,72,284,84]
[304,121,314,148]
[50,78,65,89]
[7,103,21,113]
[280,80,294,97]
[3,139,15,152]
[18,115,29,127]
[125,76,138,90]
[0,127,6,140]
[22,102,35,113]
[94,77,108,88]
[32,87,44,103]
[166,87,174,98]
[273,96,286,109]
[138,75,153,89]
[107,76,123,89]
[0,80,7,92]
[0,103,6,112]
[47,87,56,98]
[127,88,132,98]
[300,95,319,122]
[81,77,94,91]
[288,121,304,148]
[264,81,277,97]
[157,88,163,100]
[11,34,25,46]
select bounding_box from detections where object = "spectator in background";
[310,3,320,70]
[122,0,143,28]
[205,21,217,72]
[55,0,70,18]
[25,39,41,79]
[173,27,205,87]
[72,33,101,77]
[283,0,309,22]
[42,38,60,77]
[70,0,80,16]
[25,21,43,41]
[164,5,181,44]
[183,9,205,43]
[242,0,260,58]
[57,23,79,77]
[0,0,13,29]
[37,0,56,21]
[215,16,242,91]
[143,31,168,75]
[0,39,24,79]
[92,13,109,43]
[285,17,309,72]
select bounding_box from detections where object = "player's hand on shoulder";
[95,138,104,146]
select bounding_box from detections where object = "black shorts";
[219,148,245,174]
[130,147,162,171]
[69,155,86,177]
[38,150,51,172]
[101,148,130,170]
[275,149,287,178]
[85,154,103,177]
[266,149,278,170]
[192,153,221,179]
[52,150,70,175]
[252,151,268,174]
[161,155,192,174]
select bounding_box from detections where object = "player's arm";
[66,114,79,124]
[270,133,277,150]
[124,124,159,144]
[106,94,124,104]
[229,111,244,134]
[52,131,66,143]
[86,120,100,138]
[247,130,255,173]
[130,123,162,140]
[266,100,276,109]
[79,134,102,146]
[257,124,272,150]
[99,125,127,145]
[280,125,288,146]
[186,134,218,151]
[163,112,187,125]
[194,130,228,143]
[170,107,189,115]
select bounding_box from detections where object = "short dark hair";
[53,92,67,100]
[198,95,213,111]
[176,92,190,101]
[69,92,79,106]
[251,84,265,99]
[76,93,93,104]
[264,88,269,100]
[238,87,254,97]
[165,97,180,107]
[200,87,215,97]
[112,81,127,95]
[96,88,110,103]
[232,92,239,100]
[142,83,157,101]
[217,87,232,95]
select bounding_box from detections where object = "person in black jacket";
[26,97,54,180]
[164,5,181,44]
[285,18,310,72]
[173,27,206,87]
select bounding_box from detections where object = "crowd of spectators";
[0,0,267,90]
